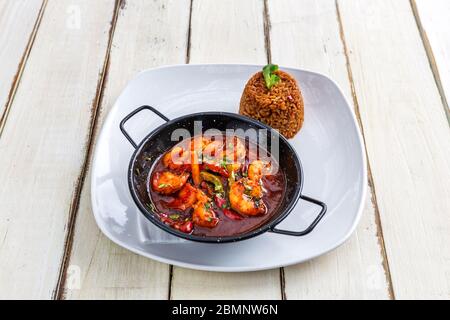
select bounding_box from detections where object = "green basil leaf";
[262,64,280,89]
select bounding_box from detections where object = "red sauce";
[147,134,286,237]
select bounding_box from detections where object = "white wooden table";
[1,0,449,300]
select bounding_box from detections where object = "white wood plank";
[0,0,43,128]
[338,0,450,299]
[188,0,267,64]
[413,0,450,115]
[172,269,281,300]
[268,0,390,299]
[0,0,117,299]
[170,0,282,300]
[62,0,191,299]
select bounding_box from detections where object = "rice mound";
[239,70,304,138]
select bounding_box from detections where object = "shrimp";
[202,139,229,177]
[247,160,271,181]
[165,183,197,210]
[203,139,223,158]
[202,139,223,163]
[202,136,245,176]
[192,201,219,228]
[192,189,219,228]
[229,179,266,216]
[203,136,245,162]
[190,136,211,152]
[229,160,268,215]
[246,178,264,198]
[190,136,210,185]
[151,171,189,195]
[166,183,219,228]
[162,146,190,171]
[224,136,246,163]
[162,136,210,173]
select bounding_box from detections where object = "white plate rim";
[90,63,367,272]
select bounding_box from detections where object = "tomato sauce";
[147,134,286,237]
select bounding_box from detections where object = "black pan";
[120,105,326,243]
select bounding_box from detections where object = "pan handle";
[119,105,170,149]
[269,195,327,236]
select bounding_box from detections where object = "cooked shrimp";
[229,179,266,216]
[202,139,222,158]
[224,136,246,163]
[162,137,210,172]
[190,136,210,152]
[192,201,219,228]
[192,189,219,228]
[202,136,245,162]
[202,139,230,177]
[165,183,197,210]
[246,178,264,198]
[247,160,271,181]
[202,137,245,176]
[190,136,210,185]
[151,171,189,195]
[162,146,190,171]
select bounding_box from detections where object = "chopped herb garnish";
[262,64,281,89]
[158,183,168,188]
[169,214,180,220]
[220,157,228,168]
[204,202,211,210]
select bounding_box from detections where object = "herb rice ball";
[239,64,304,138]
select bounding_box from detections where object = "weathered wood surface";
[0,0,117,299]
[62,0,191,299]
[338,0,450,299]
[0,0,449,300]
[0,0,44,132]
[413,0,450,119]
[268,0,390,299]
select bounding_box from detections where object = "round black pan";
[120,105,326,243]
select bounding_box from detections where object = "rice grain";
[239,70,304,138]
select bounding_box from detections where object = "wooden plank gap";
[410,0,450,126]
[53,0,124,300]
[264,0,284,299]
[186,0,194,64]
[335,0,395,300]
[279,268,286,300]
[168,265,174,300]
[167,0,194,299]
[0,0,48,137]
[263,0,272,64]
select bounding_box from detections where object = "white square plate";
[91,64,366,271]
